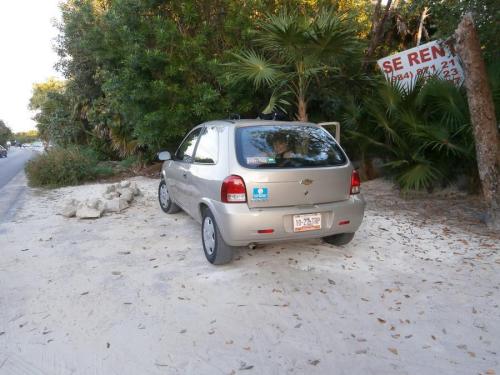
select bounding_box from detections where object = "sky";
[0,0,62,133]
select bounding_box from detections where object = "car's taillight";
[350,170,360,195]
[221,175,247,203]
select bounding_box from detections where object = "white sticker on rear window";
[246,156,276,165]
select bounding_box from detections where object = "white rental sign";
[377,40,464,91]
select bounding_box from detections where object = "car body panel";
[209,194,365,246]
[161,119,365,247]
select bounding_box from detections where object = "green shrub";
[92,164,115,178]
[119,155,140,169]
[25,147,100,188]
[342,77,478,191]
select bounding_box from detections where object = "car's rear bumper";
[209,195,365,246]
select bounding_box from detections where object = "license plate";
[293,213,322,232]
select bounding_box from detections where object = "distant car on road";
[30,141,44,152]
[0,145,7,158]
[158,119,365,265]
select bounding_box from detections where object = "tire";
[158,179,180,214]
[323,232,355,246]
[201,208,234,265]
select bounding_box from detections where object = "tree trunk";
[416,6,429,46]
[368,0,382,37]
[363,0,397,71]
[455,13,500,229]
[295,67,308,122]
[296,96,308,122]
[359,152,378,181]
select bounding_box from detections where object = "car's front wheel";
[158,179,180,214]
[201,208,233,265]
[323,232,355,246]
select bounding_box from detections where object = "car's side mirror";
[158,151,171,161]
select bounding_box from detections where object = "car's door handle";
[182,172,187,178]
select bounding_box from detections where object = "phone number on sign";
[390,59,462,85]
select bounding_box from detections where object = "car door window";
[174,128,202,162]
[194,126,219,164]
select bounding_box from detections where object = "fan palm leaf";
[306,10,361,65]
[396,162,442,191]
[226,50,284,90]
[255,9,308,62]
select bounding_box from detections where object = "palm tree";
[343,77,476,191]
[226,8,361,121]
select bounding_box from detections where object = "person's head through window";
[270,133,293,165]
[273,138,288,156]
[270,132,293,162]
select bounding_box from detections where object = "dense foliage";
[0,120,13,146]
[226,8,362,121]
[28,0,499,191]
[344,78,476,190]
[29,78,81,145]
[25,147,113,187]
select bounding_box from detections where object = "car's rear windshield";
[235,125,347,169]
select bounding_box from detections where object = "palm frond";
[262,89,291,115]
[225,50,284,90]
[396,162,442,191]
[383,159,410,168]
[379,80,404,114]
[109,117,139,158]
[255,9,307,61]
[416,78,468,130]
[345,129,391,150]
[306,9,361,65]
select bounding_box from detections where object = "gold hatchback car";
[158,120,365,265]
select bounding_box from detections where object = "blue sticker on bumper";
[252,187,269,201]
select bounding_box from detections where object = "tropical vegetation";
[0,119,12,146]
[226,8,361,121]
[27,0,498,192]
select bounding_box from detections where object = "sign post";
[377,40,464,91]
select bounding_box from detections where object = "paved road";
[0,147,38,222]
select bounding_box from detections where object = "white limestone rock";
[60,199,78,218]
[76,199,105,219]
[130,182,141,196]
[105,197,129,213]
[105,184,116,194]
[118,188,134,203]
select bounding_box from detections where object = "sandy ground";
[0,177,499,375]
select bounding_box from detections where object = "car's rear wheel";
[158,179,180,214]
[323,232,355,246]
[201,208,233,265]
